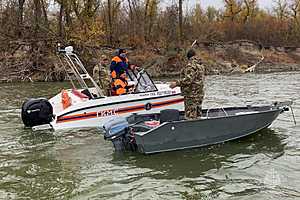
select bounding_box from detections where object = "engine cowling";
[21,98,54,127]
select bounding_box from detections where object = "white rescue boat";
[21,46,184,131]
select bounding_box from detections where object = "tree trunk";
[41,0,49,29]
[34,0,42,36]
[65,1,71,27]
[144,0,150,42]
[148,0,156,40]
[17,0,25,37]
[178,0,183,45]
[107,0,113,45]
[127,0,134,39]
[86,0,92,18]
[58,0,64,38]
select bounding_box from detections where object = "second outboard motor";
[21,98,54,127]
[103,117,137,152]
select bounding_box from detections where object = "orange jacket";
[112,78,129,95]
[110,56,129,79]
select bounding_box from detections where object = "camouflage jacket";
[93,63,111,88]
[176,56,205,96]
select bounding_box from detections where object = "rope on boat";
[290,105,297,125]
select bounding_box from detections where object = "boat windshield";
[127,69,157,93]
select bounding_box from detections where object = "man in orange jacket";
[112,69,135,95]
[110,49,137,80]
[110,49,128,79]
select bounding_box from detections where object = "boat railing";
[206,107,229,119]
[57,45,158,97]
[221,107,229,116]
[57,45,104,98]
[206,109,210,119]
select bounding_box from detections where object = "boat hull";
[50,92,184,131]
[134,108,282,154]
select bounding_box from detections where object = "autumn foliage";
[0,0,300,81]
[1,0,300,48]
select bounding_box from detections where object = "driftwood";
[242,55,265,73]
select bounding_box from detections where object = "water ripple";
[0,73,299,199]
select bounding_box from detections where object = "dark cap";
[187,49,196,59]
[118,48,127,55]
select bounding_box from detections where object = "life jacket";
[112,78,128,95]
[61,89,72,109]
[110,56,129,79]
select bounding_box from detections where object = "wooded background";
[1,0,300,49]
[0,0,300,82]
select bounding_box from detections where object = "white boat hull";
[46,86,184,131]
[24,47,184,132]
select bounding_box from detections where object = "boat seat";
[160,109,180,123]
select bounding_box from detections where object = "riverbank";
[0,40,300,83]
[144,40,300,77]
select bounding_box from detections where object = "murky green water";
[0,72,299,200]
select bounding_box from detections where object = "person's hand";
[128,86,135,93]
[169,81,177,89]
[135,66,140,70]
[127,81,135,87]
[129,64,138,70]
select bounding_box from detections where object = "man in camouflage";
[93,55,111,96]
[170,49,205,119]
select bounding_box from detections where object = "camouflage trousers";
[98,79,111,96]
[184,96,203,120]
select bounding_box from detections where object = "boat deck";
[127,105,274,124]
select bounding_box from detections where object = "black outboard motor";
[103,117,137,152]
[21,98,54,127]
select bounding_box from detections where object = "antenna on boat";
[290,104,297,125]
[275,101,296,125]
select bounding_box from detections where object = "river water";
[0,72,299,200]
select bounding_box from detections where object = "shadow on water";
[111,128,286,180]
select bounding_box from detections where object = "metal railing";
[57,45,104,98]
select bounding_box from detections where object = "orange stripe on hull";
[57,98,184,123]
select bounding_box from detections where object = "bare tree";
[57,0,64,38]
[107,0,113,44]
[290,0,300,25]
[17,0,26,36]
[224,0,243,21]
[178,0,183,44]
[144,0,150,41]
[34,0,42,35]
[41,0,49,29]
[274,0,289,19]
[242,0,257,23]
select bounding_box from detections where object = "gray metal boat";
[103,101,293,154]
